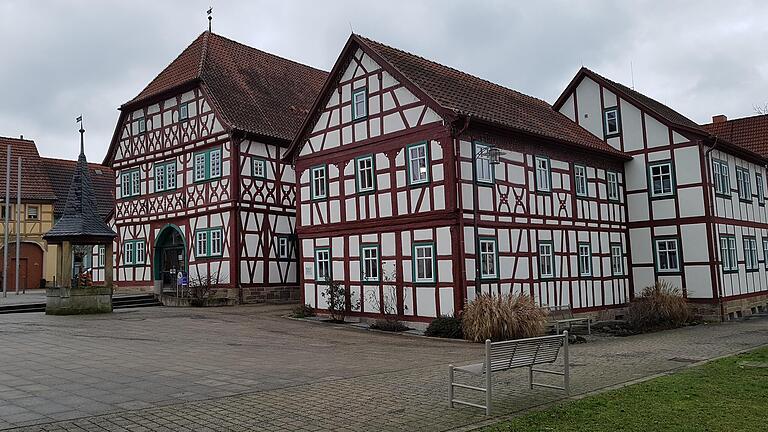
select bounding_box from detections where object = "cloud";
[1,0,766,162]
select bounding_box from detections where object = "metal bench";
[448,331,570,415]
[548,305,591,335]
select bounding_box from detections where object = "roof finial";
[207,7,213,32]
[76,115,85,156]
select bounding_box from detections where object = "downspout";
[704,137,724,321]
[454,116,471,309]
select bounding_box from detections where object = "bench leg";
[563,331,571,396]
[485,340,492,416]
[528,366,534,389]
[587,319,591,335]
[448,365,454,408]
[555,322,560,334]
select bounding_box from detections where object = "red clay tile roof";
[701,114,768,158]
[0,137,56,202]
[41,157,114,219]
[124,31,328,143]
[554,67,706,134]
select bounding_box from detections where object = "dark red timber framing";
[105,31,327,301]
[286,35,632,322]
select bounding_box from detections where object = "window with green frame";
[120,168,141,198]
[478,237,498,279]
[610,242,623,276]
[352,87,368,120]
[654,237,681,274]
[474,142,494,184]
[360,244,380,282]
[252,157,267,179]
[154,160,176,192]
[712,159,730,196]
[603,106,621,138]
[535,156,551,193]
[315,248,331,282]
[744,235,758,271]
[310,165,327,199]
[577,241,592,277]
[607,171,620,201]
[355,155,376,193]
[720,234,738,273]
[179,102,190,121]
[574,164,588,197]
[412,242,435,283]
[648,161,675,198]
[276,235,292,261]
[406,142,430,185]
[538,240,554,278]
[195,228,223,258]
[193,147,222,182]
[123,240,145,266]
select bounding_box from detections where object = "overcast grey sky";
[1,0,767,161]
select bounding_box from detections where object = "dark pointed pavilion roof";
[44,130,116,245]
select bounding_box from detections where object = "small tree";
[367,268,409,332]
[185,271,219,307]
[322,277,348,322]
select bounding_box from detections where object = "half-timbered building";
[555,68,768,320]
[286,35,633,323]
[104,31,327,301]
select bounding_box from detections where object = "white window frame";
[209,148,222,179]
[123,240,144,266]
[137,117,146,134]
[655,238,680,273]
[352,87,367,120]
[413,243,435,283]
[360,245,380,282]
[121,171,132,197]
[194,153,206,182]
[720,235,738,272]
[763,238,768,269]
[356,156,376,193]
[124,241,134,265]
[475,143,494,184]
[315,248,331,281]
[535,156,551,192]
[744,236,758,271]
[578,242,592,277]
[277,237,290,259]
[26,205,38,220]
[538,241,554,278]
[311,165,327,199]
[607,171,620,201]
[179,102,189,121]
[479,238,498,279]
[603,108,620,136]
[610,243,623,276]
[574,164,587,197]
[649,162,674,197]
[253,158,266,178]
[407,143,429,185]
[712,159,730,196]
[98,245,105,268]
[196,231,208,258]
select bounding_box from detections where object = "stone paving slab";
[0,305,766,431]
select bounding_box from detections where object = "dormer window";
[352,88,367,120]
[179,102,190,121]
[603,107,620,138]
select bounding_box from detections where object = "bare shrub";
[186,271,218,307]
[322,277,349,323]
[425,315,463,339]
[291,304,315,318]
[365,268,409,332]
[628,280,691,331]
[462,293,548,342]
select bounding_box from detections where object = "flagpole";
[15,157,21,294]
[2,146,10,298]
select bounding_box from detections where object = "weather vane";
[76,115,85,154]
[207,7,213,32]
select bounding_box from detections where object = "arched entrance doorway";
[154,225,187,293]
[1,242,45,291]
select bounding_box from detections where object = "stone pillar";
[61,240,72,288]
[105,242,114,291]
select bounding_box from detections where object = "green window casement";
[406,142,430,185]
[179,102,190,121]
[744,236,758,272]
[355,155,376,193]
[193,147,223,183]
[610,242,623,276]
[478,237,499,280]
[603,106,621,138]
[474,142,494,184]
[252,157,267,179]
[124,240,145,266]
[360,244,380,283]
[574,164,588,197]
[736,166,752,202]
[607,171,620,202]
[763,238,768,269]
[136,117,146,134]
[121,168,141,198]
[538,240,555,279]
[654,237,681,274]
[720,234,738,273]
[194,228,223,258]
[757,173,765,205]
[352,87,368,120]
[314,248,331,282]
[154,160,177,192]
[648,161,675,198]
[276,236,292,261]
[534,156,552,193]
[412,242,436,283]
[578,241,593,277]
[310,165,328,200]
[712,159,731,197]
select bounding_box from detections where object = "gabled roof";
[701,114,768,158]
[41,157,114,220]
[0,137,56,202]
[287,35,629,161]
[44,136,116,244]
[553,67,706,135]
[106,31,328,164]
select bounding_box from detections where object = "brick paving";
[0,306,765,431]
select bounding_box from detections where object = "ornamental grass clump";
[628,280,691,331]
[462,293,548,342]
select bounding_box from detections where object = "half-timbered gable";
[105,31,326,301]
[555,68,768,319]
[288,36,632,322]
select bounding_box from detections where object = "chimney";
[19,135,23,140]
[712,114,728,124]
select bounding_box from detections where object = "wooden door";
[4,244,43,291]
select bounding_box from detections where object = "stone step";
[0,294,162,314]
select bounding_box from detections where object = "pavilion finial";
[207,7,213,32]
[76,115,85,156]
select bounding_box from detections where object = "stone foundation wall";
[46,286,112,315]
[241,285,300,304]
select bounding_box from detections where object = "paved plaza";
[0,306,766,431]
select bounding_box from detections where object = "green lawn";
[485,347,768,432]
